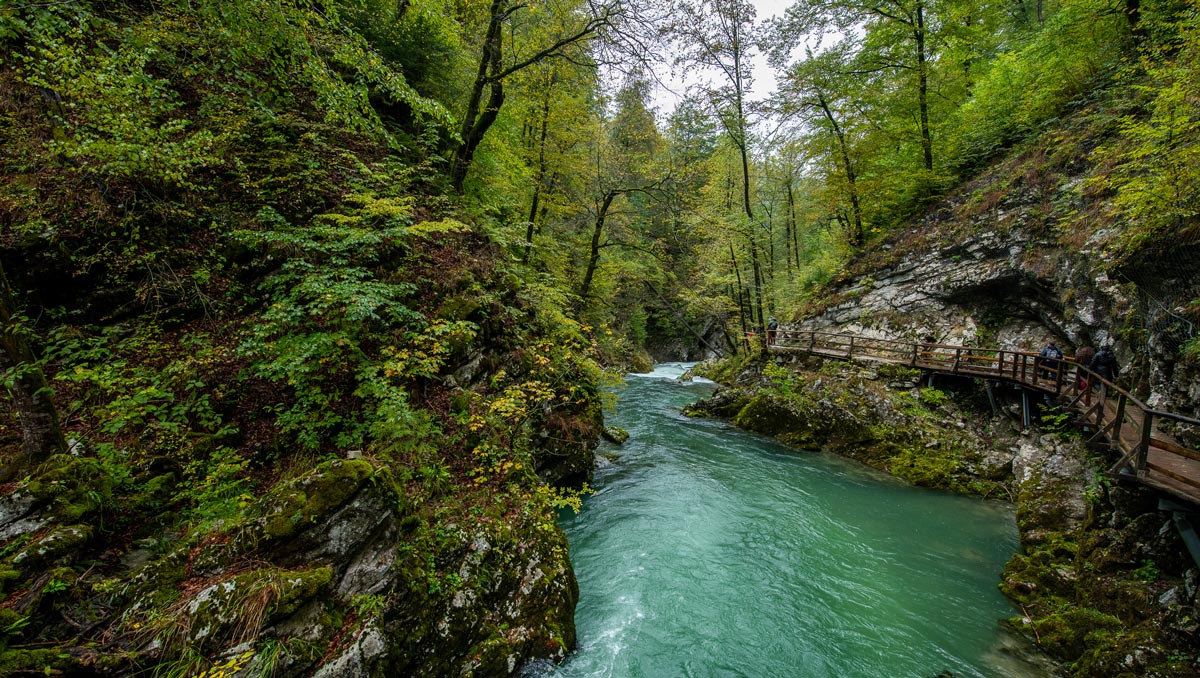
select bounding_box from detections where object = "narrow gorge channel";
[533,363,1052,678]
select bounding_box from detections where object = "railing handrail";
[775,329,1153,410]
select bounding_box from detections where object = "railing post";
[1112,394,1127,449]
[847,335,855,358]
[808,332,816,353]
[1055,361,1063,396]
[1019,354,1027,384]
[953,348,961,373]
[1137,409,1153,476]
[911,342,918,366]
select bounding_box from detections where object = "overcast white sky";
[647,0,797,116]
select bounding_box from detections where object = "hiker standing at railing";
[767,316,778,346]
[1039,339,1063,382]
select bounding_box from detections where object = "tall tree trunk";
[783,180,794,280]
[523,90,553,264]
[451,0,507,192]
[786,179,801,270]
[726,16,766,329]
[1126,0,1144,41]
[0,261,65,468]
[766,206,776,285]
[738,133,764,327]
[816,92,864,248]
[914,0,933,172]
[729,244,748,348]
[748,236,764,328]
[579,191,617,301]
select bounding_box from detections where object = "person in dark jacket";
[1090,344,1119,383]
[1039,339,1063,381]
[767,316,779,346]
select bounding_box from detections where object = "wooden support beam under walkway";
[767,330,1200,508]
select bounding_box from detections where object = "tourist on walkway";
[1039,339,1063,381]
[766,316,778,346]
[1090,343,1120,384]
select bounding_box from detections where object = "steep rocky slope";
[0,3,606,673]
[798,102,1200,427]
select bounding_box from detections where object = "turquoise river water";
[530,362,1055,678]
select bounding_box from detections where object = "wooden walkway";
[769,330,1200,506]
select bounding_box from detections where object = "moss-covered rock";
[684,387,752,419]
[174,566,332,648]
[24,456,116,524]
[0,646,86,676]
[629,350,655,374]
[693,359,1007,495]
[10,524,93,570]
[601,426,629,444]
[256,459,375,541]
[1027,607,1124,661]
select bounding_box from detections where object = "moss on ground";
[693,359,1002,497]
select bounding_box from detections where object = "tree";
[448,0,620,192]
[577,78,665,302]
[774,46,866,249]
[672,0,767,326]
[775,0,939,172]
[511,61,597,264]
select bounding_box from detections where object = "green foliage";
[44,325,231,486]
[541,483,595,514]
[763,362,799,398]
[947,0,1128,169]
[183,445,253,527]
[350,593,389,619]
[1184,334,1200,363]
[1083,470,1112,507]
[236,203,439,451]
[917,387,948,408]
[4,0,450,196]
[1089,5,1200,262]
[41,578,68,595]
[1039,404,1075,436]
[17,20,219,187]
[1131,558,1160,582]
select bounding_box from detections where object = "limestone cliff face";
[796,132,1200,431]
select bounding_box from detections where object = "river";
[530,362,1054,678]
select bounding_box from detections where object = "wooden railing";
[765,329,1200,502]
[772,330,1069,390]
